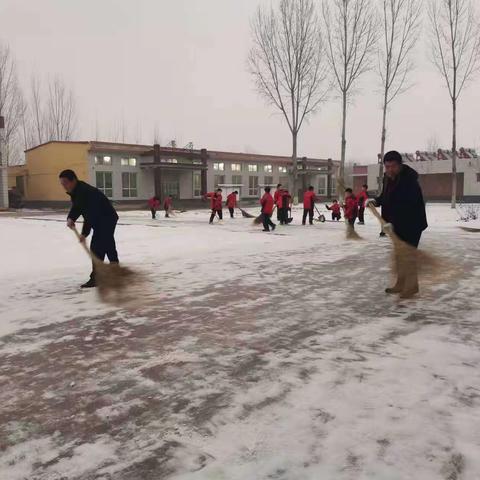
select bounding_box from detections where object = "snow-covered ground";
[1,204,480,480]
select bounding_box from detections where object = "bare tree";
[377,0,423,192]
[429,0,480,208]
[46,76,77,141]
[249,0,330,200]
[30,74,46,145]
[0,44,24,165]
[322,0,377,192]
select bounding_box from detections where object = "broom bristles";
[346,223,363,240]
[253,214,264,225]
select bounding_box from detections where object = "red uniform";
[164,197,172,210]
[357,190,369,208]
[303,191,316,209]
[344,196,358,220]
[329,203,341,215]
[148,197,160,209]
[260,192,275,215]
[274,189,282,208]
[226,193,237,208]
[206,192,223,210]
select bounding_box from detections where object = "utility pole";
[0,115,8,209]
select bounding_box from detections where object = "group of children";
[325,184,369,228]
[151,183,370,231]
[148,195,173,219]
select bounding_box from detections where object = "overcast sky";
[1,0,479,163]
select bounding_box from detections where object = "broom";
[239,207,255,219]
[367,204,452,290]
[253,205,276,225]
[72,227,143,306]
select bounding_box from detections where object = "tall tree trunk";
[451,96,457,209]
[340,89,347,198]
[379,90,388,194]
[292,129,298,203]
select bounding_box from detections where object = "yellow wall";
[12,142,89,201]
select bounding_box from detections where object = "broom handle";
[367,204,403,248]
[71,227,102,265]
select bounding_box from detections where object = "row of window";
[213,162,287,174]
[95,155,138,167]
[96,171,138,198]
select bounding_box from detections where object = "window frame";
[121,157,137,167]
[96,171,113,198]
[122,172,138,198]
[231,163,241,172]
[248,164,258,173]
[213,162,225,171]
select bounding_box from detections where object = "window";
[248,164,258,173]
[231,163,241,172]
[331,176,337,195]
[248,176,259,196]
[162,158,178,164]
[477,173,480,182]
[214,175,225,187]
[318,176,327,195]
[96,171,113,197]
[213,162,224,171]
[193,172,202,197]
[279,176,289,187]
[121,157,137,167]
[122,172,137,197]
[264,164,272,173]
[164,180,179,198]
[264,176,273,185]
[95,155,112,166]
[279,166,287,173]
[232,175,242,185]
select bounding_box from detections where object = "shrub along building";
[352,148,480,202]
[8,141,339,207]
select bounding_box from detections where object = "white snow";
[1,204,480,479]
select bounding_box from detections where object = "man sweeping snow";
[226,191,238,218]
[59,169,119,288]
[367,150,428,298]
[302,186,317,226]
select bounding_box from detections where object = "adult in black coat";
[59,169,119,288]
[369,151,428,298]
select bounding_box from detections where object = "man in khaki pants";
[368,151,428,299]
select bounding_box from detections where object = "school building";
[352,148,480,201]
[8,141,340,207]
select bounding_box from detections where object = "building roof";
[24,140,339,165]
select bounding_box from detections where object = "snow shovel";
[314,205,325,223]
[72,227,143,306]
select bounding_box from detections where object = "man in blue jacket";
[59,169,119,288]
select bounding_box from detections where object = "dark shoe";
[81,278,97,289]
[380,232,387,237]
[385,286,403,294]
[358,222,365,225]
[271,224,276,231]
[262,228,270,232]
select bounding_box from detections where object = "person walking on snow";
[343,189,358,228]
[279,188,292,225]
[260,186,276,232]
[164,195,173,218]
[59,169,119,289]
[205,188,223,224]
[274,184,282,221]
[326,200,342,221]
[226,191,238,218]
[356,184,369,225]
[148,196,160,219]
[302,186,317,225]
[367,150,427,299]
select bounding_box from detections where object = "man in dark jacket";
[369,151,428,298]
[59,169,119,288]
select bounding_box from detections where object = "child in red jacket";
[326,200,341,221]
[226,191,238,218]
[164,195,173,218]
[343,188,358,227]
[356,184,369,225]
[260,186,276,232]
[148,196,160,219]
[205,189,223,224]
